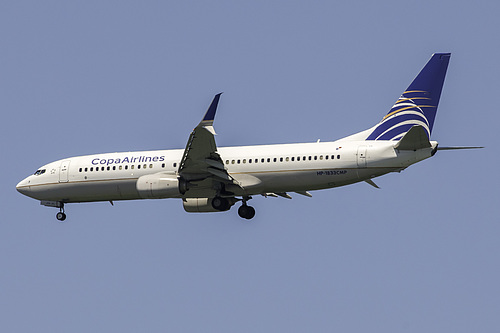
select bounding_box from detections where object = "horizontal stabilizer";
[437,146,484,150]
[395,125,431,151]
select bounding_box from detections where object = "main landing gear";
[56,203,66,221]
[238,196,255,220]
[238,204,255,220]
[211,195,256,220]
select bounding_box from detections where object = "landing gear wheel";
[212,197,230,211]
[56,212,67,221]
[238,205,255,220]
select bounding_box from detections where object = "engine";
[183,197,236,213]
[136,173,184,199]
[183,198,219,213]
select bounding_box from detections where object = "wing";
[177,93,239,197]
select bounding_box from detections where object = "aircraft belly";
[239,169,360,193]
[29,179,141,203]
[355,167,397,182]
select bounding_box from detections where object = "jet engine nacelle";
[136,173,184,199]
[183,198,235,213]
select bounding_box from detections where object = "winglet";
[198,93,222,135]
[202,93,222,123]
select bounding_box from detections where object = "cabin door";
[357,146,367,168]
[59,160,71,183]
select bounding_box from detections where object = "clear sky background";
[1,1,499,332]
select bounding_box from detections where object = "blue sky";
[2,1,499,332]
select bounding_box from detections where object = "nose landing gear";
[41,201,67,221]
[55,203,66,221]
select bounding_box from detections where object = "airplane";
[16,53,482,221]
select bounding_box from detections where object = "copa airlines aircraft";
[16,53,480,221]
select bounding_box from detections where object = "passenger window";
[101,167,105,171]
[261,158,265,163]
[331,155,335,159]
[162,163,165,168]
[79,168,82,172]
[237,160,241,164]
[320,155,323,160]
[314,156,318,160]
[267,158,271,163]
[149,164,153,168]
[131,165,134,170]
[243,159,246,164]
[308,156,312,161]
[119,166,122,170]
[273,158,277,162]
[291,157,294,161]
[286,157,289,162]
[113,166,116,170]
[125,165,128,170]
[90,167,94,172]
[173,163,177,168]
[85,167,88,172]
[337,155,341,159]
[107,166,110,171]
[138,165,141,169]
[248,159,252,163]
[226,160,229,164]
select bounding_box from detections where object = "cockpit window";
[34,169,46,176]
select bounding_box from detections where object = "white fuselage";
[16,139,437,203]
[15,54,452,220]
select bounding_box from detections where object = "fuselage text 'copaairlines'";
[91,155,166,166]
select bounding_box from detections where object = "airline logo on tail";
[366,90,435,141]
[366,53,451,141]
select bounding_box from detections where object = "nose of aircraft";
[16,177,32,196]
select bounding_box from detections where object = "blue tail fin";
[366,53,451,141]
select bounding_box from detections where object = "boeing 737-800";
[16,53,480,221]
